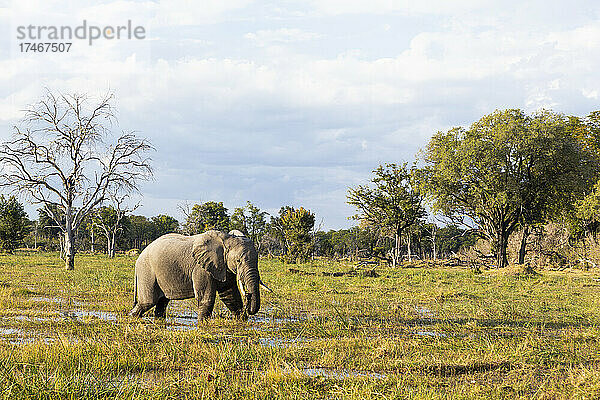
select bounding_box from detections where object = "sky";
[0,0,599,229]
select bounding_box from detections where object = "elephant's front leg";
[218,285,245,319]
[216,270,245,319]
[193,270,217,320]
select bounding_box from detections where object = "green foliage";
[568,111,600,154]
[123,215,153,249]
[150,214,180,239]
[0,196,29,252]
[565,111,600,241]
[230,201,268,248]
[348,163,425,266]
[348,163,424,236]
[571,181,600,239]
[281,207,315,263]
[184,201,230,234]
[313,231,334,256]
[331,227,380,258]
[93,206,119,228]
[421,109,597,267]
[435,225,478,257]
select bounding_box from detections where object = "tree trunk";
[64,206,75,270]
[407,234,412,262]
[392,233,400,268]
[495,229,509,268]
[518,226,530,265]
[107,235,116,258]
[431,225,437,261]
[64,230,75,270]
[91,228,94,253]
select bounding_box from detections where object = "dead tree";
[93,194,138,258]
[0,90,153,269]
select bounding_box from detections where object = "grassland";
[0,252,600,399]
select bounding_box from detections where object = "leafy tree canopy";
[421,109,597,267]
[348,163,425,267]
[151,214,180,239]
[0,196,30,252]
[184,201,230,234]
[230,201,268,248]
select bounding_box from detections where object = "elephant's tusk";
[237,275,246,298]
[259,279,273,293]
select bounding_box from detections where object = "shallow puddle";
[415,330,447,338]
[9,337,56,345]
[0,326,57,345]
[70,310,118,322]
[0,327,21,335]
[297,368,386,380]
[30,296,64,303]
[250,314,307,324]
[259,337,305,348]
[13,315,56,322]
[415,306,435,319]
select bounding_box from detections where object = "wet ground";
[0,298,440,379]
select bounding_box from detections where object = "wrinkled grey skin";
[129,230,260,320]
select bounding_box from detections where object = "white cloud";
[3,0,600,228]
[582,88,598,99]
[245,28,322,47]
[306,0,494,16]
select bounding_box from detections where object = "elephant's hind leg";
[130,266,163,318]
[192,270,217,320]
[154,297,170,319]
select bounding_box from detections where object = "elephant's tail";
[133,274,138,307]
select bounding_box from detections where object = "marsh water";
[0,298,439,379]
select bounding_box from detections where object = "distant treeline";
[1,196,476,262]
[3,107,600,269]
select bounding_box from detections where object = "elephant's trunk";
[238,261,260,315]
[248,281,260,315]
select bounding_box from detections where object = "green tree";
[566,111,600,237]
[422,109,596,268]
[328,227,379,259]
[0,196,30,252]
[230,201,268,250]
[125,215,153,250]
[183,201,230,234]
[434,225,477,258]
[568,111,600,154]
[150,215,180,239]
[265,206,294,254]
[313,230,334,257]
[281,207,315,263]
[347,163,425,267]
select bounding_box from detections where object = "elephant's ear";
[192,232,227,282]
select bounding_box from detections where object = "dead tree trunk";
[64,206,75,270]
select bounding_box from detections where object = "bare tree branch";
[0,90,153,269]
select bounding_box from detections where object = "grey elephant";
[129,229,262,320]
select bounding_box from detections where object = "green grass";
[0,252,600,398]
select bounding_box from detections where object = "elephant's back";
[138,234,196,299]
[140,233,192,257]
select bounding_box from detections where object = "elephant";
[129,229,262,320]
